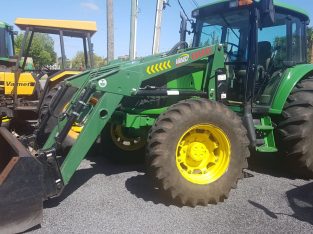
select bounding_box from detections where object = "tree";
[71,51,107,69]
[14,33,57,69]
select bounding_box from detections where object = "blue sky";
[2,0,313,59]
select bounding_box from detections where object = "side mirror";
[179,12,187,42]
[259,0,275,27]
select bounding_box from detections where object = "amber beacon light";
[229,0,253,7]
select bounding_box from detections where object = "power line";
[190,0,199,8]
[177,0,193,22]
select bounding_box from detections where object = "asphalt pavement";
[29,153,313,234]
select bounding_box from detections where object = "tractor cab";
[191,0,309,107]
[0,22,15,67]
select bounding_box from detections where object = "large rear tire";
[276,77,313,177]
[146,99,250,206]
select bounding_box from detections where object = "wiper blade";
[221,14,239,40]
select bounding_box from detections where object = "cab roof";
[194,0,309,22]
[15,18,97,37]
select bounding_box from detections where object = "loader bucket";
[0,127,44,233]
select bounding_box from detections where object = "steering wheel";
[167,41,189,56]
[267,45,284,74]
[223,42,240,56]
[36,66,52,80]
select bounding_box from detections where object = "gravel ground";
[29,153,313,234]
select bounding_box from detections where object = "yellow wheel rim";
[110,124,146,152]
[176,124,231,185]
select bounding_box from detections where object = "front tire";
[101,123,146,163]
[146,99,250,206]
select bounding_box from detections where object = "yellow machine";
[0,72,35,95]
[0,18,97,131]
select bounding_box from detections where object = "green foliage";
[14,33,57,69]
[273,36,287,68]
[71,51,107,69]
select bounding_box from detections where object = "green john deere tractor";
[1,0,313,232]
[0,21,15,65]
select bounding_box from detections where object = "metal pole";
[129,0,138,60]
[87,33,94,68]
[152,0,164,54]
[59,30,66,70]
[107,0,114,62]
[22,31,34,70]
[13,27,30,108]
[83,37,89,69]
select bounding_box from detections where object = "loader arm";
[42,44,221,187]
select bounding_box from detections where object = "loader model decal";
[176,54,190,66]
[146,60,172,75]
[191,48,212,60]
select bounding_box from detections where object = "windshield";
[0,28,14,59]
[193,9,250,62]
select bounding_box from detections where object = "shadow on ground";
[44,150,182,208]
[248,182,313,225]
[44,149,311,209]
[286,182,313,225]
[247,152,297,179]
[44,155,144,208]
[125,174,184,207]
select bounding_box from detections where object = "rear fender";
[270,64,313,114]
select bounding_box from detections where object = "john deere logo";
[176,54,189,66]
[98,79,107,88]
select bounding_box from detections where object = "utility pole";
[107,0,114,62]
[311,39,313,64]
[130,0,138,60]
[152,0,164,55]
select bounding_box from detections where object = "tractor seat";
[258,41,272,71]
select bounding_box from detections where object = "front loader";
[1,0,313,232]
